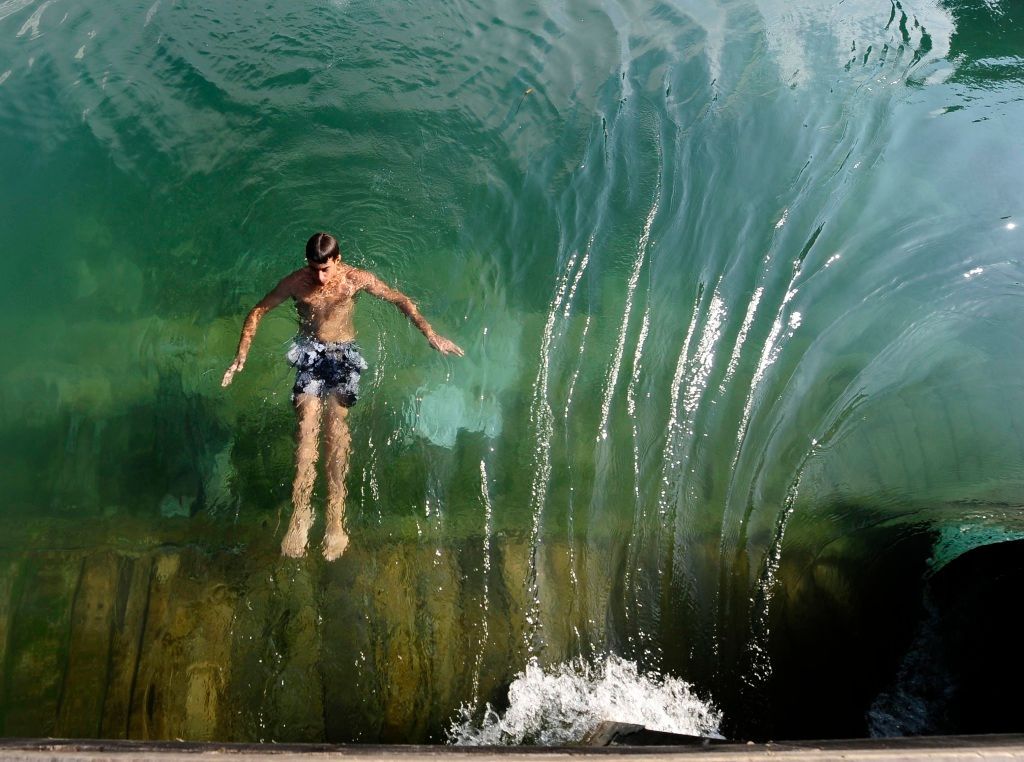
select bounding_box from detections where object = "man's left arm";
[362,273,465,356]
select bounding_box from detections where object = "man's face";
[308,257,339,286]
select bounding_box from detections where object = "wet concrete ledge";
[3,736,1024,762]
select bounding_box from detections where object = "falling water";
[1,0,1023,744]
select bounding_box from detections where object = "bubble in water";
[448,655,722,746]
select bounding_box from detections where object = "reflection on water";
[2,0,1024,744]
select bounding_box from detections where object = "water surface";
[1,0,1023,743]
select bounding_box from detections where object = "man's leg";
[281,394,322,558]
[322,394,352,561]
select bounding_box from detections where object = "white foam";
[449,655,722,746]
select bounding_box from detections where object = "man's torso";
[289,266,370,343]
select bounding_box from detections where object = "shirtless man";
[222,232,464,560]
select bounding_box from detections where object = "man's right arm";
[221,275,295,387]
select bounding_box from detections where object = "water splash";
[449,655,722,746]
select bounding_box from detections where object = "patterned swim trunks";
[286,338,369,406]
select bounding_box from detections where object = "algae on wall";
[0,518,551,743]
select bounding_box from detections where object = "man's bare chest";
[295,281,359,309]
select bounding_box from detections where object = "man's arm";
[221,276,295,387]
[362,273,465,356]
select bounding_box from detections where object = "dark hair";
[305,232,340,264]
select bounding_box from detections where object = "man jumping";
[222,232,464,560]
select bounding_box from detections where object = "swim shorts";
[286,338,369,406]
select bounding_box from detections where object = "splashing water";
[449,655,722,746]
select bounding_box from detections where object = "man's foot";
[322,525,350,561]
[281,509,313,558]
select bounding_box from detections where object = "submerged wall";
[2,0,1024,744]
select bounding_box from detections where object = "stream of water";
[1,0,1022,743]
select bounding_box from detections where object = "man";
[222,232,464,560]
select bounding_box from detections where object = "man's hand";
[222,356,245,387]
[428,333,465,357]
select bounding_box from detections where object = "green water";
[1,0,1023,743]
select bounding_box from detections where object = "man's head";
[306,232,341,285]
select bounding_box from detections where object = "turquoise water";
[1,0,1023,743]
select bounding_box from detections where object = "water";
[1,0,1023,744]
[449,655,723,745]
